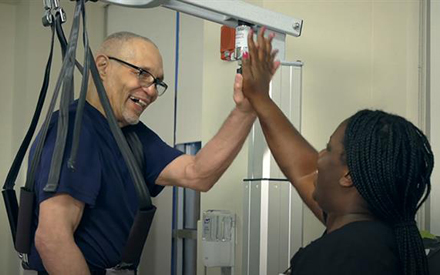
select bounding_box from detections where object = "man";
[27,31,279,274]
[241,28,434,274]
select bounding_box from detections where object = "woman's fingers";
[257,27,267,61]
[247,28,256,68]
[245,26,279,77]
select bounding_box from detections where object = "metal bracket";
[42,0,67,27]
[42,0,53,26]
[42,10,53,26]
[55,7,67,23]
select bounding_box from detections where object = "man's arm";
[35,194,90,275]
[241,28,324,223]
[156,74,257,192]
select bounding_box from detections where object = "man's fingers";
[270,49,279,63]
[234,73,243,92]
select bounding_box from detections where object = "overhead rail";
[101,0,303,37]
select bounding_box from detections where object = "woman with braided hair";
[241,29,434,274]
[340,110,434,274]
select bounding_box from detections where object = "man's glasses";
[108,56,168,96]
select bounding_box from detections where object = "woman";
[242,27,434,274]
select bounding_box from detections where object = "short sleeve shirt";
[289,221,402,274]
[28,101,183,271]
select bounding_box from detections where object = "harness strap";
[2,18,56,249]
[88,41,156,270]
[2,19,56,192]
[25,1,82,193]
[44,0,82,192]
[16,0,83,254]
[122,133,157,265]
[68,0,90,170]
[89,50,153,209]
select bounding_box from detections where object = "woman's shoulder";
[290,221,401,275]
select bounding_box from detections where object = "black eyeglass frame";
[108,56,168,96]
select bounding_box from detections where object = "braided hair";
[343,109,434,275]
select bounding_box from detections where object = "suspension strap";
[25,0,82,194]
[68,0,90,170]
[82,4,156,266]
[43,0,82,192]
[14,1,84,255]
[89,50,154,207]
[2,17,56,249]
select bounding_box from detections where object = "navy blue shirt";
[28,101,183,271]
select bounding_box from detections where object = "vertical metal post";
[242,62,303,275]
[173,142,201,275]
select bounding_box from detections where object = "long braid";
[344,110,434,275]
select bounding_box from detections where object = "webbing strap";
[1,20,56,247]
[2,190,19,245]
[25,0,83,192]
[14,1,84,254]
[55,12,84,74]
[44,0,82,192]
[125,132,144,171]
[2,23,56,191]
[15,188,34,253]
[89,51,153,209]
[68,0,90,170]
[84,1,156,263]
[119,132,156,266]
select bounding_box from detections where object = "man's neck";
[86,89,106,117]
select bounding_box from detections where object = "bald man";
[25,31,278,274]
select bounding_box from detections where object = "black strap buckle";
[113,262,135,271]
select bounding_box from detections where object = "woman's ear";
[339,170,354,188]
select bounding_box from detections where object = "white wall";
[176,13,204,144]
[430,0,440,235]
[263,0,422,245]
[0,3,20,274]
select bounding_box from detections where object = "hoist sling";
[2,0,156,270]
